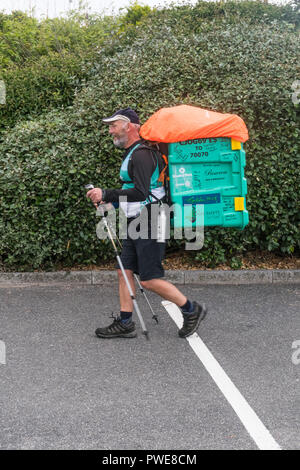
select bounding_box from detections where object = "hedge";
[0,7,148,131]
[0,1,299,270]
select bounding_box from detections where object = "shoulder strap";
[120,142,142,183]
[127,142,159,176]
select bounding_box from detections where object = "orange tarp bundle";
[140,105,249,143]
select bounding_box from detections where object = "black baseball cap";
[102,107,140,125]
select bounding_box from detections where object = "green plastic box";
[168,137,249,230]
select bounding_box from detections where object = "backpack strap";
[121,142,168,204]
[122,142,162,183]
[140,144,169,204]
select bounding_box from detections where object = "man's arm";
[102,148,156,203]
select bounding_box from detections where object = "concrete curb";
[0,269,299,286]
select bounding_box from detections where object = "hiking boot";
[95,314,137,339]
[178,302,207,338]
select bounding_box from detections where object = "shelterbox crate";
[168,137,249,230]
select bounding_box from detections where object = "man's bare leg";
[139,278,187,307]
[118,269,136,312]
[95,269,137,338]
[139,278,207,337]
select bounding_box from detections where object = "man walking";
[86,107,207,339]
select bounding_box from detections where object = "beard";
[113,134,128,148]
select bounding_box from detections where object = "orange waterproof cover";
[140,105,249,143]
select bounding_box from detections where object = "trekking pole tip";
[143,330,150,340]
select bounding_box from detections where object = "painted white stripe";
[162,300,281,451]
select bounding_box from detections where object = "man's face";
[108,120,129,148]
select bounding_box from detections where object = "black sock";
[120,311,132,324]
[180,299,194,313]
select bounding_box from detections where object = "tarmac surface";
[0,282,299,450]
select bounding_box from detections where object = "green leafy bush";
[0,1,299,270]
[0,10,121,130]
[0,51,91,130]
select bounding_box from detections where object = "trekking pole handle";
[85,183,104,210]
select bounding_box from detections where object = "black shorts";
[116,217,166,281]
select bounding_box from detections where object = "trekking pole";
[85,184,150,339]
[133,275,159,324]
[100,215,159,325]
[108,235,159,324]
[85,185,158,324]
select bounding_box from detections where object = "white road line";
[162,300,281,451]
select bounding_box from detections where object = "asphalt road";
[0,282,299,450]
